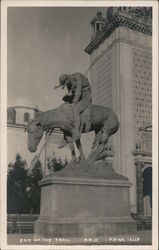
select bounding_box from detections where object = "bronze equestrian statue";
[27,72,119,163]
[27,106,119,163]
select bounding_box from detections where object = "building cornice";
[85,14,152,55]
[7,123,27,130]
[8,106,35,110]
[89,37,151,68]
[132,150,152,158]
[7,123,63,135]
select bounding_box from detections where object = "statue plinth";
[35,162,136,238]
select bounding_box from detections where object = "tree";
[7,154,29,214]
[27,160,43,214]
[7,154,43,214]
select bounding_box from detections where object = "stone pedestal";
[34,162,136,238]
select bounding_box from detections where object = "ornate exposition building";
[85,7,152,220]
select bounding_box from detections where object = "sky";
[8,7,107,111]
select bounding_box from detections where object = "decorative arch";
[142,166,152,208]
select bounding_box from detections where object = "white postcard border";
[1,1,158,250]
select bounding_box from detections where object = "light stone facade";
[85,7,152,215]
[7,123,45,168]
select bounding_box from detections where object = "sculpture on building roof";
[27,72,119,163]
[106,7,152,21]
[128,7,152,19]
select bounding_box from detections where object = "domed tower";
[91,11,105,38]
[7,97,37,125]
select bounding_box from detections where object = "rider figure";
[57,72,92,142]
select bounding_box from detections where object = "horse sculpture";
[27,103,119,163]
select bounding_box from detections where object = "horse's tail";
[103,109,120,136]
[92,110,119,150]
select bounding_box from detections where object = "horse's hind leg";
[88,144,105,162]
[92,130,102,151]
[89,128,110,162]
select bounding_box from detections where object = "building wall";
[89,25,152,213]
[14,107,35,125]
[132,48,152,142]
[91,50,112,107]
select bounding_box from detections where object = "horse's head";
[27,120,44,152]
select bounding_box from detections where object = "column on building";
[135,160,144,216]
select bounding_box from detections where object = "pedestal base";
[35,217,136,238]
[35,162,136,237]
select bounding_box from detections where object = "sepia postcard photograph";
[1,0,158,249]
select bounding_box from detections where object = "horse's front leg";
[59,132,76,162]
[75,138,85,163]
[65,136,76,162]
[58,134,68,149]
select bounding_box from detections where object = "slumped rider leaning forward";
[55,72,92,143]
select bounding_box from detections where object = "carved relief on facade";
[133,48,152,146]
[107,7,152,26]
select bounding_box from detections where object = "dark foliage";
[47,156,68,173]
[27,160,43,214]
[7,154,43,214]
[7,154,29,213]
